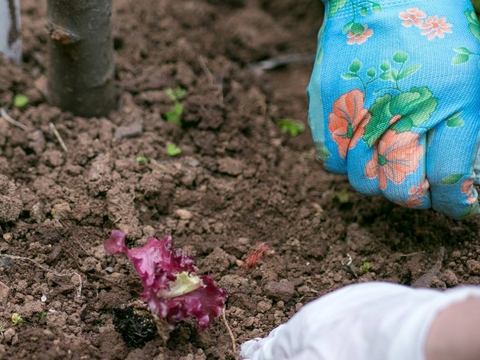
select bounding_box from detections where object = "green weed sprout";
[13,94,28,108]
[11,313,24,325]
[166,142,181,157]
[334,189,350,204]
[279,119,305,137]
[165,87,187,126]
[360,262,371,273]
[136,156,149,165]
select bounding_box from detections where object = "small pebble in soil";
[175,209,193,220]
[114,122,143,138]
[217,157,244,176]
[264,280,296,301]
[257,300,272,313]
[466,259,480,275]
[443,269,459,286]
[0,281,10,306]
[451,251,461,259]
[0,175,23,223]
[3,328,15,342]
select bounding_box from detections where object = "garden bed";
[1,0,480,359]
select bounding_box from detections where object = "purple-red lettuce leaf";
[104,230,226,330]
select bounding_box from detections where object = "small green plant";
[359,261,371,273]
[166,142,181,157]
[11,313,24,325]
[13,94,28,108]
[136,156,149,165]
[39,312,47,320]
[334,189,350,204]
[279,119,305,137]
[166,87,187,102]
[165,87,187,126]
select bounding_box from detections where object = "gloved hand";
[240,282,480,360]
[307,0,480,219]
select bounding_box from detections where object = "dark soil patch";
[1,0,480,359]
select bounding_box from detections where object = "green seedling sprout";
[39,312,47,320]
[136,156,149,165]
[166,87,186,102]
[279,119,305,137]
[166,142,181,157]
[13,94,28,108]
[165,87,187,126]
[11,313,24,325]
[360,261,371,273]
[334,189,350,204]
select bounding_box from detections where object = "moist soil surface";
[1,0,480,359]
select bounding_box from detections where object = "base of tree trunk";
[47,0,116,118]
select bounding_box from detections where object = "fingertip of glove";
[239,338,263,359]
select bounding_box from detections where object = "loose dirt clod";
[113,304,157,348]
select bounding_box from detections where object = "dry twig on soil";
[198,55,224,103]
[49,122,69,152]
[0,108,27,130]
[222,308,239,358]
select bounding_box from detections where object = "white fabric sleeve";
[239,282,480,360]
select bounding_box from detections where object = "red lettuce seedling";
[105,230,226,330]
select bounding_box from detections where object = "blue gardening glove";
[307,0,480,219]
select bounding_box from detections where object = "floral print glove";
[308,0,480,219]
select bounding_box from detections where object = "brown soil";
[1,0,480,359]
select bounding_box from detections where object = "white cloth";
[240,282,480,360]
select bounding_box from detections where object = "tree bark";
[47,0,116,117]
[0,0,22,65]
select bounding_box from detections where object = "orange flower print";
[399,8,426,28]
[347,25,373,45]
[461,178,476,205]
[365,130,424,190]
[419,16,452,40]
[328,89,370,158]
[404,178,429,208]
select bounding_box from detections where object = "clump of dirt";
[1,0,480,359]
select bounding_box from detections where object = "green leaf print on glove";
[342,51,421,93]
[452,10,480,66]
[467,9,480,41]
[328,0,382,44]
[328,0,348,17]
[363,87,438,147]
[338,51,439,148]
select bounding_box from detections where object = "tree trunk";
[47,0,115,118]
[0,0,22,65]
